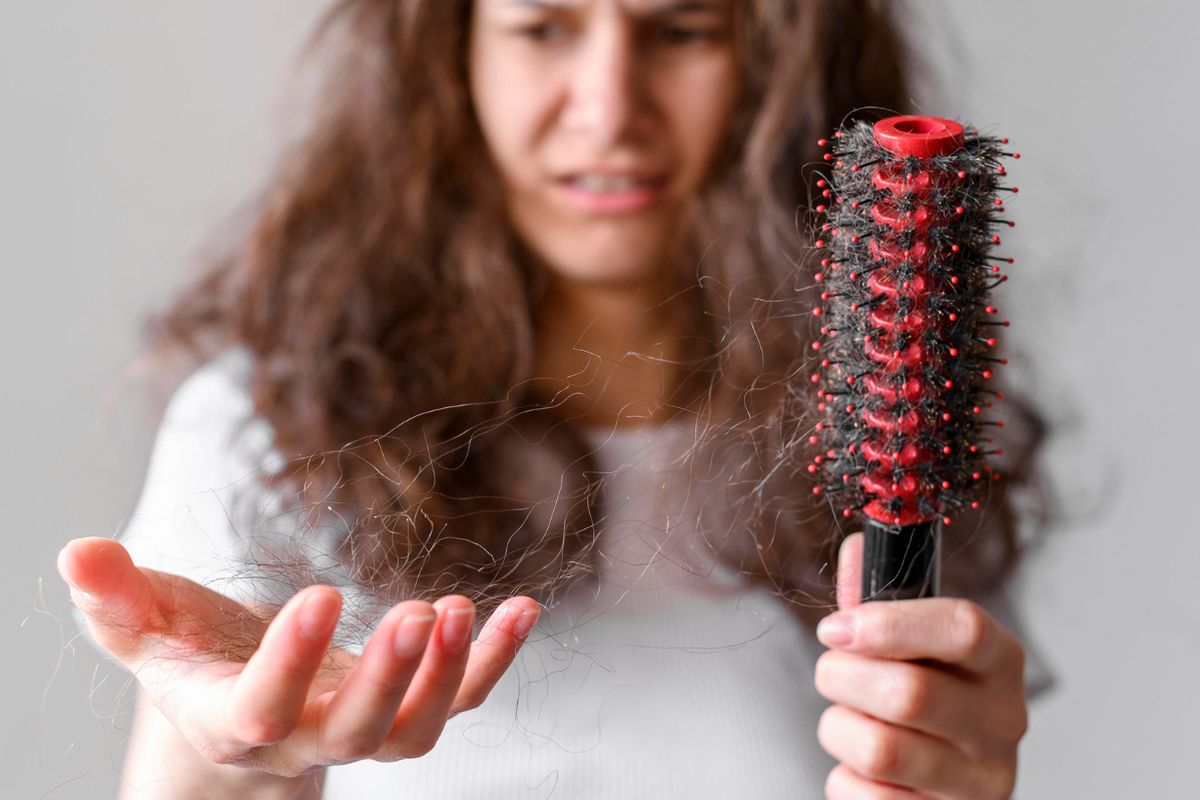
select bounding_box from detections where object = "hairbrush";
[808,115,1019,602]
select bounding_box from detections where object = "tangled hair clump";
[147,0,1048,629]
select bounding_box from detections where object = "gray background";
[2,1,1195,797]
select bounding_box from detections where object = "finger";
[57,538,164,658]
[836,532,864,610]
[817,598,1018,675]
[814,650,1025,746]
[818,704,1004,799]
[317,601,438,762]
[379,595,475,759]
[824,764,920,799]
[450,597,540,716]
[225,586,342,746]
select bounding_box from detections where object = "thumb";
[58,537,164,656]
[835,532,864,611]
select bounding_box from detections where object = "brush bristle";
[807,116,1018,529]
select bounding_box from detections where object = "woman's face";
[469,0,739,290]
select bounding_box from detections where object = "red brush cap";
[873,116,965,158]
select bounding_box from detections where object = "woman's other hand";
[57,537,539,776]
[814,533,1028,799]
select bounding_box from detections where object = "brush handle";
[861,519,941,602]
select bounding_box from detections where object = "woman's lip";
[554,176,668,215]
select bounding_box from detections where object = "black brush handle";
[861,519,941,602]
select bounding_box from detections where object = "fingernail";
[393,614,437,657]
[298,591,338,641]
[817,612,855,648]
[439,607,474,654]
[511,608,539,641]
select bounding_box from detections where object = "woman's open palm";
[57,537,540,777]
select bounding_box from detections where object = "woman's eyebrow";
[504,0,724,12]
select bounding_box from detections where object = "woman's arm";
[120,689,323,800]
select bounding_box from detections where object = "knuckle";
[455,690,486,714]
[401,736,440,758]
[952,600,991,659]
[887,668,932,724]
[979,756,1019,799]
[857,726,901,779]
[230,714,293,747]
[325,735,381,764]
[1004,700,1030,742]
[193,738,251,767]
[813,651,834,693]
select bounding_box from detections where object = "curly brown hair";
[147,0,1047,631]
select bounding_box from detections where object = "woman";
[58,1,1043,797]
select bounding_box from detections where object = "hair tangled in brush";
[809,118,1020,530]
[141,0,1048,631]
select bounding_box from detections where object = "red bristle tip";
[942,516,952,526]
[823,153,833,161]
[818,138,829,147]
[812,486,822,495]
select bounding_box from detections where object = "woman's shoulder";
[161,347,256,431]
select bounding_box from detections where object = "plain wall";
[2,2,1195,797]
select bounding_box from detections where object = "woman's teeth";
[570,174,652,192]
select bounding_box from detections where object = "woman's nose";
[562,24,644,148]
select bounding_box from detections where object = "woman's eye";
[655,25,717,46]
[515,21,569,44]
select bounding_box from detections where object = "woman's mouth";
[556,172,668,215]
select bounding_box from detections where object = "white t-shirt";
[115,350,1050,799]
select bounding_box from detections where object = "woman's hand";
[814,533,1028,799]
[57,537,539,777]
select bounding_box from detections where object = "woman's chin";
[532,229,677,291]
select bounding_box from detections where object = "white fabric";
[115,351,1051,799]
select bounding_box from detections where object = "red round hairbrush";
[809,115,1019,602]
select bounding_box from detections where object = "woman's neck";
[532,277,691,429]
